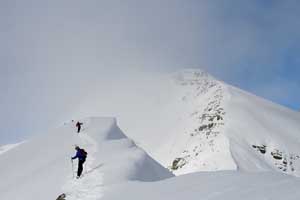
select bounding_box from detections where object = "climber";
[76,121,83,133]
[71,146,88,178]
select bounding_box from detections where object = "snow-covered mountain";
[69,69,300,177]
[96,69,300,176]
[1,69,300,199]
[135,70,300,176]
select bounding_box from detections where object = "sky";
[0,0,300,144]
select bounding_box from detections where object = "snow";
[103,171,300,200]
[0,117,173,200]
[80,69,300,177]
[225,85,300,174]
[0,141,25,155]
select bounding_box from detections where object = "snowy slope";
[225,86,300,173]
[0,117,173,200]
[103,171,300,200]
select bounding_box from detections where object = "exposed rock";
[56,193,66,200]
[171,158,187,170]
[252,144,266,154]
[271,150,283,160]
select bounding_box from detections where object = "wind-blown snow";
[0,142,25,155]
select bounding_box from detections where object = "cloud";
[1,0,300,143]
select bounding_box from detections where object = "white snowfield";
[103,171,300,200]
[0,117,173,200]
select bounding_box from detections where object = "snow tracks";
[60,117,173,200]
[63,133,103,200]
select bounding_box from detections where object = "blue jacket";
[72,149,86,161]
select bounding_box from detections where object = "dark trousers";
[77,159,85,177]
[77,126,81,133]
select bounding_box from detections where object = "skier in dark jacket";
[76,121,83,133]
[72,146,87,178]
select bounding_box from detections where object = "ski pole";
[85,162,87,174]
[71,159,74,179]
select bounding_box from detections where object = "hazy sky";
[1,0,300,144]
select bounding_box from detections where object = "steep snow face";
[0,117,173,200]
[225,86,300,175]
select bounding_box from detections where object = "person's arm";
[71,151,79,159]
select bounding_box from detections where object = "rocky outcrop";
[252,144,300,174]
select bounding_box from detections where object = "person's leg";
[77,160,83,177]
[77,126,80,133]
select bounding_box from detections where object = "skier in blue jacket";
[72,146,87,178]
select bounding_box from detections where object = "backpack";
[80,148,88,158]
